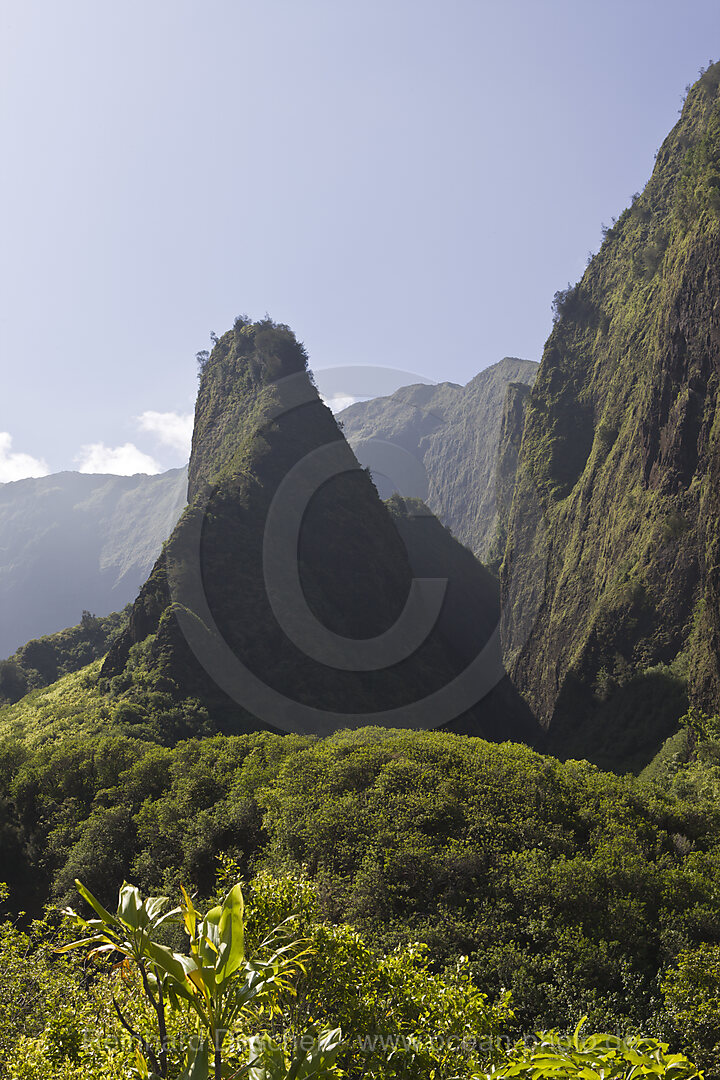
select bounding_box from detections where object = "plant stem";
[138,958,168,1078]
[156,972,168,1077]
[113,999,161,1077]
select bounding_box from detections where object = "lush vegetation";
[0,608,129,706]
[7,63,720,1080]
[2,724,720,1073]
[500,62,720,769]
[0,870,703,1080]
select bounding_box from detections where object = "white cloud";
[321,394,366,414]
[71,409,192,477]
[76,442,161,475]
[138,411,194,456]
[0,432,49,483]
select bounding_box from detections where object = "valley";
[2,57,720,1080]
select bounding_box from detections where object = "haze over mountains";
[3,65,720,773]
[339,357,538,559]
[0,358,537,660]
[0,468,187,658]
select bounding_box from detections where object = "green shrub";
[476,1020,701,1080]
[663,944,720,1075]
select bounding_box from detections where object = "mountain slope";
[0,468,187,658]
[0,608,129,705]
[97,317,516,742]
[501,63,720,770]
[338,357,538,559]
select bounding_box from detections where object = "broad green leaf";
[155,904,182,928]
[198,912,221,966]
[205,904,222,926]
[177,1038,210,1080]
[180,886,198,939]
[216,883,245,981]
[56,934,110,954]
[87,942,119,959]
[145,894,170,922]
[118,882,149,930]
[75,879,120,929]
[146,938,195,985]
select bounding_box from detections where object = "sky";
[1,0,720,479]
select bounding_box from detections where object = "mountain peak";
[101,318,510,741]
[188,318,313,501]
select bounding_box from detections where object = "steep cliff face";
[487,382,533,573]
[103,319,512,740]
[0,468,187,658]
[501,64,720,769]
[338,357,538,558]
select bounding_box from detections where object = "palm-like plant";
[60,879,341,1080]
[60,880,180,1076]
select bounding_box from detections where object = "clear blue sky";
[1,0,719,477]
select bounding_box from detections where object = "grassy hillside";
[0,608,129,706]
[0,662,112,745]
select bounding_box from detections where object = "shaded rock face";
[338,357,538,560]
[501,65,720,771]
[105,320,524,742]
[0,469,187,658]
[486,382,533,574]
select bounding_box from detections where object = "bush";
[552,284,578,324]
[699,60,720,97]
[596,422,619,454]
[476,1020,701,1080]
[551,284,599,329]
[663,944,720,1075]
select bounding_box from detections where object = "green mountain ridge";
[501,62,720,770]
[0,607,129,706]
